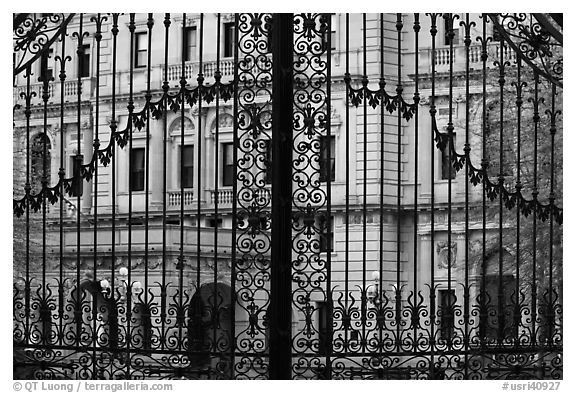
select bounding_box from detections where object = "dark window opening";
[130,148,145,191]
[441,132,456,180]
[184,26,197,62]
[181,145,194,188]
[135,32,147,68]
[320,215,334,253]
[40,48,53,82]
[222,143,234,187]
[320,135,335,183]
[443,15,459,45]
[439,289,456,341]
[263,139,272,185]
[80,44,90,78]
[69,154,83,197]
[224,22,235,58]
[317,301,329,355]
[207,217,223,228]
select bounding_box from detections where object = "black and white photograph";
[10,10,564,384]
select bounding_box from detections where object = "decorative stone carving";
[210,113,234,132]
[169,116,194,133]
[436,241,457,269]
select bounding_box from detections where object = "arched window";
[30,133,51,192]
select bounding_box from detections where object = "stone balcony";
[419,42,517,74]
[13,77,94,107]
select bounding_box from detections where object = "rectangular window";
[135,32,147,68]
[184,26,197,62]
[207,216,223,228]
[130,148,145,191]
[320,215,334,253]
[224,22,235,58]
[70,154,83,197]
[40,49,53,81]
[330,14,336,50]
[443,16,460,45]
[317,301,329,355]
[263,139,272,185]
[320,135,335,183]
[439,289,456,341]
[222,143,234,187]
[441,133,456,180]
[80,44,90,78]
[181,145,194,188]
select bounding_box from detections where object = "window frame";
[183,26,197,62]
[440,132,456,180]
[319,135,336,183]
[40,48,54,82]
[134,31,148,68]
[180,145,194,189]
[130,147,146,192]
[80,44,90,78]
[222,142,234,187]
[223,22,235,58]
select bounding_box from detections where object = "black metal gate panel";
[13,13,562,380]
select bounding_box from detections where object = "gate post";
[269,13,293,380]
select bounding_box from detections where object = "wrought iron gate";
[13,13,563,380]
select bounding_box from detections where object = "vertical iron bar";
[160,13,170,352]
[126,13,136,378]
[40,22,50,346]
[197,13,204,312]
[548,83,557,346]
[92,13,103,375]
[480,14,488,347]
[531,72,539,346]
[57,24,67,348]
[344,12,350,350]
[110,13,119,358]
[463,12,471,378]
[230,12,240,376]
[412,13,420,353]
[361,12,367,353]
[144,13,154,313]
[515,57,523,349]
[24,64,31,345]
[497,32,505,345]
[178,13,186,351]
[269,13,293,380]
[213,13,221,368]
[378,12,385,353]
[325,12,333,379]
[446,13,454,351]
[428,13,438,376]
[395,12,403,353]
[75,14,84,348]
